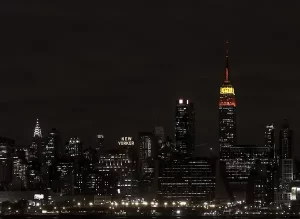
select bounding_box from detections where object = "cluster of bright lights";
[220,87,235,95]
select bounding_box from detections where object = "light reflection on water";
[5,217,294,219]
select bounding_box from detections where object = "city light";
[0,45,296,218]
[179,201,187,206]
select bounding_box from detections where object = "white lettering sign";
[118,137,134,146]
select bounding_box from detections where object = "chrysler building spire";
[33,118,42,138]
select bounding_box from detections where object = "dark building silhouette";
[44,128,63,168]
[83,146,98,164]
[158,136,175,161]
[96,134,104,157]
[226,145,271,201]
[138,132,158,199]
[65,137,83,157]
[246,160,270,207]
[51,156,74,195]
[138,132,157,175]
[0,137,14,186]
[264,123,277,204]
[175,98,195,157]
[277,119,293,205]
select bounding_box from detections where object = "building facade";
[226,145,272,201]
[158,157,216,201]
[65,137,83,157]
[277,120,293,205]
[0,137,14,185]
[97,150,136,198]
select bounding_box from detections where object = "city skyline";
[0,1,300,158]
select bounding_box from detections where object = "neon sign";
[220,87,235,95]
[118,137,134,146]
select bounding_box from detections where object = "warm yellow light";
[220,87,235,95]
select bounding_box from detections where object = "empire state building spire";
[33,118,42,138]
[225,40,229,82]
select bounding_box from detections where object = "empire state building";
[219,42,236,161]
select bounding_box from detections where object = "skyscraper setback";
[175,98,195,157]
[219,42,237,161]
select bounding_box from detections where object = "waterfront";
[1,216,300,219]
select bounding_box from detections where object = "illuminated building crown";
[33,118,42,138]
[219,41,236,106]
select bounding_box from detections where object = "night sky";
[0,1,300,156]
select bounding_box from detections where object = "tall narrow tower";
[219,41,237,161]
[29,118,43,161]
[278,120,293,193]
[175,98,195,157]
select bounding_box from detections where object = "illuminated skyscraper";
[219,41,236,161]
[175,98,195,157]
[265,124,276,160]
[12,148,27,190]
[65,137,83,157]
[264,123,277,204]
[138,132,155,175]
[44,128,62,168]
[0,137,14,184]
[277,119,293,205]
[29,118,44,161]
[28,119,44,190]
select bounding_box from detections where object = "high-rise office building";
[277,120,293,204]
[265,124,276,161]
[0,137,14,184]
[65,137,83,157]
[28,119,44,190]
[219,41,236,161]
[264,123,277,203]
[44,128,63,168]
[158,137,175,161]
[175,98,195,157]
[138,132,156,175]
[83,146,98,164]
[246,160,271,207]
[53,157,74,195]
[138,132,158,198]
[98,149,135,198]
[12,148,27,190]
[29,119,44,161]
[158,157,216,201]
[96,134,104,156]
[227,145,271,201]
